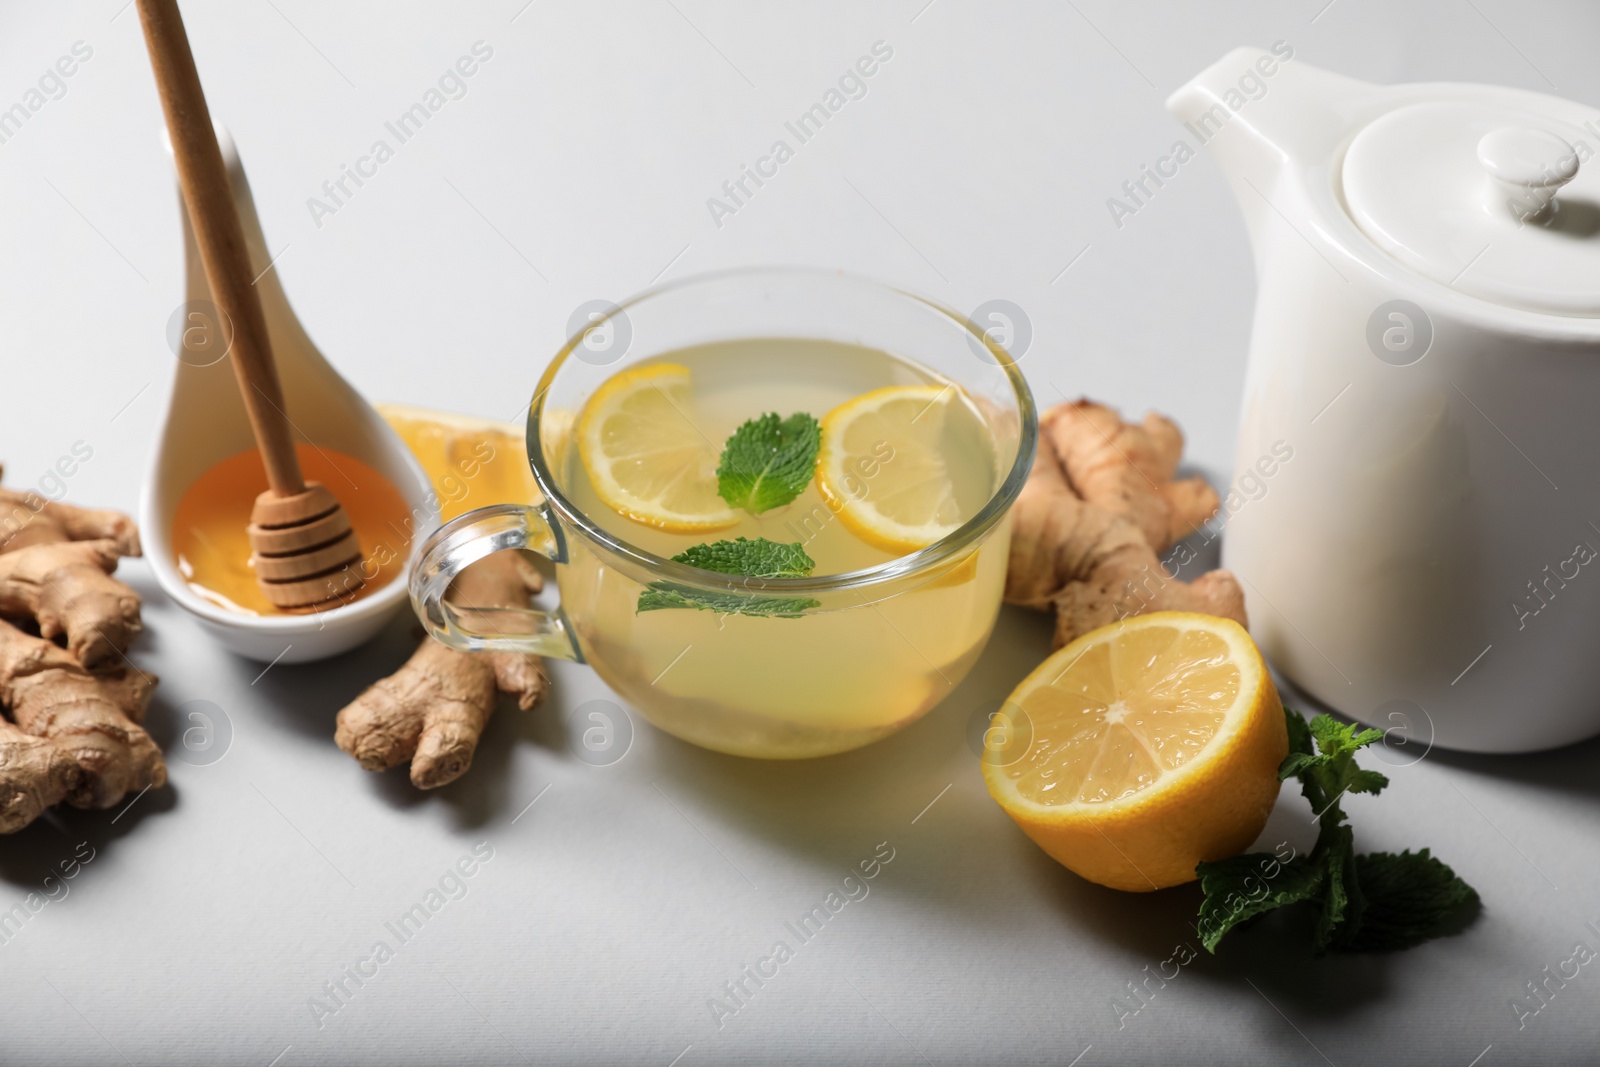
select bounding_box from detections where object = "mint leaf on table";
[1195,850,1326,952]
[716,413,821,513]
[1345,849,1480,952]
[636,537,820,618]
[1195,707,1478,956]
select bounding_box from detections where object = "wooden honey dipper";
[137,0,363,610]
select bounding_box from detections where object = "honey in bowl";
[173,445,414,614]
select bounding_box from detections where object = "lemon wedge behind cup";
[377,403,539,522]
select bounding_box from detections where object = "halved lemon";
[982,612,1287,891]
[377,403,540,522]
[575,362,737,532]
[815,384,970,553]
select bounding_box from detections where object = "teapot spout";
[1166,46,1379,256]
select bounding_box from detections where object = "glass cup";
[410,268,1036,758]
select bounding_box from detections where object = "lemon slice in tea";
[815,384,976,553]
[576,362,737,532]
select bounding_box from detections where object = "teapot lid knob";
[1344,101,1600,316]
[1477,127,1580,223]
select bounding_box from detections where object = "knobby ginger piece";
[0,471,161,832]
[0,471,144,668]
[336,551,548,789]
[1006,401,1246,647]
[1045,399,1221,552]
[1051,549,1248,649]
[0,484,142,556]
[0,619,163,813]
[0,539,141,669]
[0,717,83,834]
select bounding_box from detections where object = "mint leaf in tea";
[716,412,821,514]
[636,537,820,617]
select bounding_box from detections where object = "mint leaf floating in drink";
[716,412,821,513]
[637,537,820,617]
[1195,708,1478,955]
[672,538,815,577]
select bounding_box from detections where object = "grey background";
[2,1,1597,1064]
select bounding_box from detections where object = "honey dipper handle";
[136,0,305,497]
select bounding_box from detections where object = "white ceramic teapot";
[1168,48,1600,753]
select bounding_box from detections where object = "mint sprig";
[716,412,820,514]
[636,537,819,618]
[1195,708,1478,955]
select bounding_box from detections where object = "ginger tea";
[556,338,1009,758]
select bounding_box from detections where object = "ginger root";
[0,717,84,834]
[0,539,141,669]
[0,486,141,556]
[336,551,548,789]
[0,479,143,668]
[1044,400,1222,552]
[0,620,162,814]
[0,472,162,832]
[1006,400,1247,647]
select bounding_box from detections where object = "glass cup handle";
[409,503,583,661]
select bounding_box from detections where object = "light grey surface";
[2,2,1597,1064]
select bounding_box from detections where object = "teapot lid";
[1342,100,1600,316]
